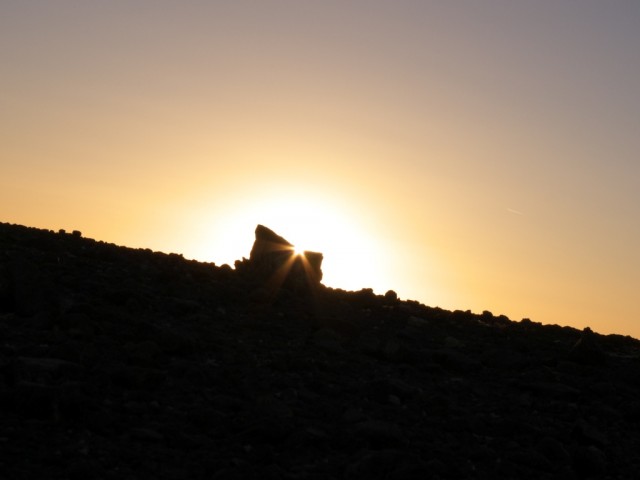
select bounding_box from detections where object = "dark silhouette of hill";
[1,221,640,479]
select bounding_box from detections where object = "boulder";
[247,225,323,295]
[249,224,295,263]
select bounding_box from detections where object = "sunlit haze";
[1,1,639,337]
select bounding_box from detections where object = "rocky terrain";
[1,221,640,479]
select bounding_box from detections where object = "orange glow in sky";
[1,1,639,337]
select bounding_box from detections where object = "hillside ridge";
[1,221,640,479]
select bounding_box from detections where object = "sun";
[196,188,394,295]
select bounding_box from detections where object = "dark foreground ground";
[1,222,640,479]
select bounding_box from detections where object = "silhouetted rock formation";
[2,220,640,479]
[249,224,294,261]
[243,224,323,298]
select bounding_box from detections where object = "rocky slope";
[1,221,640,479]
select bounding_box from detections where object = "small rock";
[384,290,398,302]
[15,381,58,420]
[572,445,607,477]
[568,327,608,366]
[342,408,366,423]
[573,419,609,447]
[347,449,428,480]
[355,420,407,448]
[537,436,570,465]
[312,328,344,353]
[444,336,464,349]
[131,427,164,442]
[407,316,429,328]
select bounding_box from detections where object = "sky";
[2,1,639,338]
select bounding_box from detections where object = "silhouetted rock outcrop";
[243,224,322,297]
[249,224,294,261]
[1,221,640,479]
